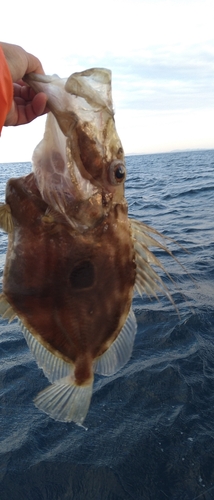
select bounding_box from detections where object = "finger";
[5,93,49,126]
[31,93,49,116]
[15,79,26,87]
[13,83,35,101]
[13,97,26,106]
[22,93,48,124]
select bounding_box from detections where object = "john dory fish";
[0,68,174,424]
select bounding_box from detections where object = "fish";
[0,68,176,425]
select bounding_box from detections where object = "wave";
[0,150,214,500]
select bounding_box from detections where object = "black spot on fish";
[70,261,95,289]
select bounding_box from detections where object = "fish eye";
[109,160,126,185]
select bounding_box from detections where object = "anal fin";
[93,307,137,376]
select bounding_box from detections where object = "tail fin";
[34,376,93,424]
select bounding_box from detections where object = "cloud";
[0,0,213,160]
[110,42,214,110]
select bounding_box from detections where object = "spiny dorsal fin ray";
[135,254,173,300]
[135,278,159,301]
[134,243,175,298]
[0,293,17,323]
[135,274,160,300]
[93,307,137,376]
[136,257,164,285]
[130,218,188,269]
[130,219,179,312]
[0,203,13,233]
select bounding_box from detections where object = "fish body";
[0,69,173,424]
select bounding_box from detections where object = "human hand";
[4,80,48,126]
[0,42,48,126]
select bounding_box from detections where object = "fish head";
[25,69,126,227]
[65,69,126,200]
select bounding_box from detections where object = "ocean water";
[0,149,214,500]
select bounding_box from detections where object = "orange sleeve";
[0,46,13,133]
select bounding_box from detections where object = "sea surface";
[0,150,214,500]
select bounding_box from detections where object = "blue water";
[0,150,214,500]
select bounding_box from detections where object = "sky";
[1,0,214,162]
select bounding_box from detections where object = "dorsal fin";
[0,204,13,233]
[0,293,17,323]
